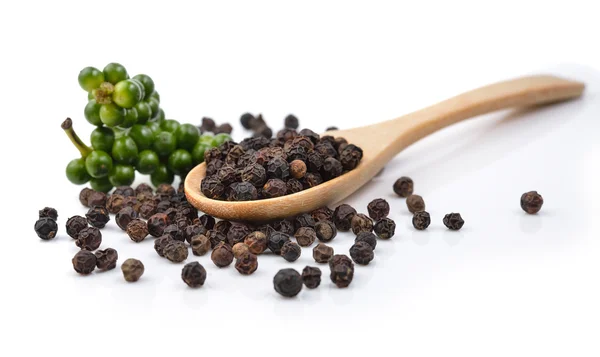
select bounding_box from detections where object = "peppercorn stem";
[61,118,93,157]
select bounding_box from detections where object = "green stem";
[61,118,93,158]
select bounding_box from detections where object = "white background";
[1,1,599,356]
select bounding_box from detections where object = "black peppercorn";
[240,163,267,188]
[126,219,148,243]
[164,240,189,263]
[76,226,102,251]
[267,156,290,180]
[211,242,234,267]
[367,198,390,221]
[333,204,357,231]
[351,213,373,235]
[521,191,543,214]
[240,113,255,129]
[329,254,354,288]
[105,194,124,214]
[163,224,186,242]
[339,144,363,170]
[201,176,225,199]
[66,216,88,239]
[207,229,230,248]
[115,206,138,231]
[235,253,258,275]
[406,194,425,213]
[215,123,233,134]
[154,236,172,257]
[262,179,287,199]
[294,213,315,231]
[349,241,374,265]
[72,250,97,275]
[281,241,302,262]
[325,126,338,131]
[321,157,343,180]
[214,220,232,235]
[38,207,58,221]
[228,181,258,201]
[393,176,414,197]
[295,226,317,247]
[311,206,334,222]
[244,231,268,254]
[95,248,118,270]
[121,258,144,282]
[443,213,465,230]
[87,191,107,208]
[34,217,58,240]
[182,262,207,287]
[79,187,93,207]
[139,201,157,220]
[355,231,377,250]
[191,234,211,256]
[374,218,396,239]
[123,196,141,212]
[314,220,337,242]
[274,219,295,236]
[156,183,176,196]
[217,165,238,186]
[412,211,431,230]
[227,223,251,246]
[85,206,110,228]
[147,213,169,237]
[200,117,217,132]
[306,151,324,172]
[284,114,299,129]
[268,232,291,255]
[302,266,322,288]
[114,186,135,197]
[184,223,207,244]
[313,243,334,263]
[286,178,304,194]
[135,183,153,196]
[273,268,303,297]
[199,214,216,230]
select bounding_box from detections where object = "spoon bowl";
[185,75,584,221]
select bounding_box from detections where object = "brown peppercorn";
[163,224,186,242]
[95,248,118,270]
[122,196,141,212]
[39,207,58,221]
[147,213,169,237]
[66,216,88,239]
[211,242,234,267]
[286,178,304,194]
[406,194,425,213]
[126,219,148,243]
[214,220,232,235]
[321,157,343,180]
[114,186,135,197]
[191,234,211,256]
[349,241,374,265]
[164,240,189,263]
[351,213,374,235]
[115,206,138,231]
[199,214,216,230]
[76,227,102,251]
[72,250,97,274]
[241,163,267,188]
[374,218,396,239]
[262,179,287,199]
[314,220,337,242]
[311,206,334,222]
[393,176,414,197]
[34,217,58,240]
[207,229,230,248]
[154,236,172,257]
[87,191,107,208]
[201,176,225,199]
[106,194,125,214]
[521,191,543,214]
[156,183,176,196]
[355,231,377,250]
[339,144,363,170]
[139,201,158,220]
[183,223,208,244]
[281,241,302,262]
[79,187,93,207]
[302,266,322,288]
[235,253,258,275]
[333,204,357,231]
[295,226,317,247]
[302,172,323,189]
[412,211,431,230]
[294,213,315,231]
[367,198,390,221]
[313,243,334,263]
[443,213,465,230]
[244,231,268,254]
[232,243,250,259]
[290,160,307,179]
[227,223,251,245]
[85,206,110,228]
[181,262,207,287]
[268,232,291,255]
[274,219,295,236]
[121,258,144,282]
[273,268,303,297]
[329,254,354,288]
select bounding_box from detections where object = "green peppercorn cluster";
[64,63,231,192]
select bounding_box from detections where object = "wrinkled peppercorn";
[214,220,232,235]
[302,266,321,288]
[163,224,186,242]
[262,179,287,198]
[367,198,390,221]
[115,206,138,231]
[314,220,337,242]
[39,207,58,221]
[406,194,425,213]
[241,163,267,188]
[200,117,217,132]
[190,234,211,256]
[72,250,97,274]
[274,219,295,236]
[76,227,102,250]
[181,261,207,287]
[351,213,373,235]
[164,240,188,263]
[268,232,291,255]
[121,258,144,282]
[105,194,124,214]
[79,187,93,207]
[443,213,465,230]
[311,206,334,222]
[267,156,290,180]
[412,211,431,230]
[156,183,176,196]
[329,254,354,288]
[66,216,88,239]
[281,241,302,262]
[211,242,234,267]
[349,241,374,265]
[163,207,178,223]
[135,183,153,195]
[198,214,216,230]
[228,181,258,201]
[95,248,118,270]
[521,191,543,214]
[235,252,258,275]
[34,217,58,240]
[87,191,107,208]
[184,223,207,244]
[284,114,299,129]
[313,243,334,263]
[126,219,148,243]
[154,236,172,257]
[333,204,357,231]
[227,223,251,246]
[207,229,230,248]
[393,176,414,197]
[293,213,315,231]
[114,186,135,197]
[244,231,268,254]
[273,268,303,297]
[85,206,110,228]
[321,157,343,180]
[340,144,363,170]
[289,160,306,179]
[138,201,157,220]
[201,176,225,199]
[232,243,250,259]
[286,178,304,194]
[147,213,169,237]
[355,231,377,250]
[295,226,317,247]
[374,218,396,239]
[122,196,141,212]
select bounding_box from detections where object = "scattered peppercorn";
[200,117,217,132]
[235,253,258,275]
[313,243,334,263]
[351,213,374,235]
[367,198,390,221]
[273,268,303,297]
[139,201,157,219]
[314,220,337,242]
[406,194,425,213]
[290,160,307,179]
[355,231,377,250]
[244,231,268,254]
[211,242,234,267]
[443,213,465,230]
[412,211,431,230]
[39,207,58,221]
[232,243,251,259]
[181,262,207,287]
[274,219,295,236]
[79,187,93,207]
[329,254,354,288]
[393,176,414,197]
[85,206,110,228]
[333,204,357,231]
[126,219,148,243]
[95,248,118,270]
[34,217,58,240]
[521,191,544,214]
[281,241,302,262]
[147,213,169,237]
[190,234,211,256]
[76,227,102,250]
[154,236,172,257]
[311,206,334,222]
[113,186,134,197]
[121,258,144,282]
[263,179,287,198]
[106,194,125,214]
[284,114,299,129]
[240,113,255,129]
[87,191,107,208]
[65,216,88,239]
[373,218,396,239]
[163,240,188,263]
[214,220,232,235]
[72,250,97,275]
[207,229,230,248]
[301,266,321,288]
[115,206,138,231]
[295,226,317,247]
[268,232,291,255]
[349,241,374,265]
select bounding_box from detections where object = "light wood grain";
[185,75,584,221]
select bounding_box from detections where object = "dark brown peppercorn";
[406,194,425,213]
[114,186,135,197]
[314,220,337,242]
[76,226,102,251]
[244,231,268,254]
[214,220,232,235]
[393,177,414,197]
[274,219,295,236]
[294,213,315,231]
[121,258,144,282]
[163,224,186,242]
[333,204,357,232]
[66,216,88,239]
[235,253,258,275]
[115,206,138,231]
[126,219,148,243]
[281,241,302,262]
[191,234,211,256]
[201,176,225,199]
[215,123,233,134]
[259,224,276,240]
[306,151,324,172]
[34,217,58,240]
[313,243,334,263]
[154,236,172,257]
[181,262,207,287]
[227,223,251,245]
[156,183,176,196]
[199,214,216,230]
[95,248,118,270]
[321,157,343,180]
[295,226,317,247]
[521,191,543,214]
[355,231,377,250]
[135,183,153,196]
[72,250,97,274]
[284,114,299,129]
[302,172,324,189]
[79,187,93,207]
[232,243,250,259]
[87,191,107,208]
[147,213,169,237]
[412,211,431,230]
[206,159,224,176]
[207,229,230,248]
[105,194,124,214]
[329,254,354,288]
[349,241,374,265]
[367,198,390,221]
[315,142,338,159]
[351,213,374,235]
[273,268,303,297]
[443,213,465,230]
[277,128,297,142]
[374,218,396,239]
[163,207,178,223]
[211,242,234,267]
[267,156,290,180]
[302,266,322,288]
[240,113,255,129]
[286,178,304,194]
[138,201,157,220]
[311,206,334,222]
[39,207,58,221]
[85,206,110,228]
[268,232,291,255]
[200,117,217,132]
[289,160,307,179]
[228,181,258,201]
[339,144,363,170]
[122,196,141,212]
[184,223,207,244]
[217,165,238,186]
[262,179,287,199]
[164,240,189,263]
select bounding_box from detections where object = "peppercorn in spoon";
[185,75,584,220]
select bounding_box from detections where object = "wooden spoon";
[185,75,584,221]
